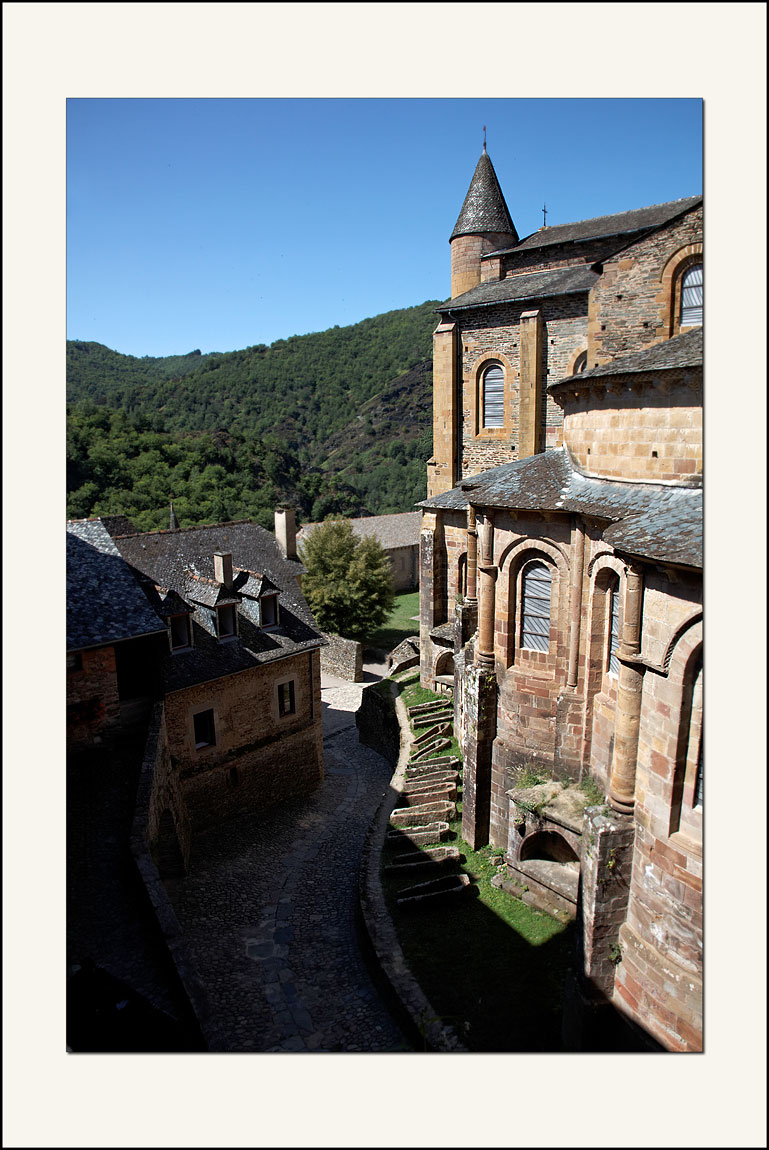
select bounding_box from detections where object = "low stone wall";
[356,681,401,766]
[320,632,363,682]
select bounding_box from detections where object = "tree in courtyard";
[299,518,394,640]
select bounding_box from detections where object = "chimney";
[274,507,297,560]
[214,551,233,588]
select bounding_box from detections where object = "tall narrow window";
[261,594,279,628]
[693,738,703,809]
[680,264,703,327]
[482,363,504,428]
[193,708,216,748]
[217,604,237,639]
[170,613,192,650]
[520,561,551,652]
[278,680,296,717]
[608,581,621,676]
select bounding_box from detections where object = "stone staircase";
[387,691,471,908]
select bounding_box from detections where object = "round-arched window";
[680,264,703,327]
[482,363,504,428]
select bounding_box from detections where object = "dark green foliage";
[299,519,394,641]
[66,302,440,526]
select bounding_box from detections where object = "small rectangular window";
[217,604,237,639]
[278,680,295,717]
[261,595,278,628]
[194,709,216,748]
[170,614,192,650]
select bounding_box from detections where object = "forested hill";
[67,300,441,532]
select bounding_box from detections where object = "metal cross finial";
[542,203,547,227]
[483,125,487,152]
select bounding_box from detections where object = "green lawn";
[383,673,573,1051]
[364,589,420,653]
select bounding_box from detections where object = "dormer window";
[216,604,237,640]
[261,594,279,628]
[169,613,192,651]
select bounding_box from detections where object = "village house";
[419,149,703,1051]
[67,511,325,872]
[297,511,421,592]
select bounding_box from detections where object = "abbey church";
[420,149,703,1051]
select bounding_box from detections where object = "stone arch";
[434,649,455,680]
[661,610,703,675]
[470,351,516,439]
[664,621,703,841]
[499,539,570,667]
[656,242,703,340]
[582,555,626,783]
[566,345,589,377]
[520,829,580,865]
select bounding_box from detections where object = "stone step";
[386,821,450,848]
[386,845,460,867]
[400,782,458,806]
[396,873,471,907]
[407,699,453,717]
[410,739,452,762]
[390,800,456,827]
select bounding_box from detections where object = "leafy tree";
[299,519,394,641]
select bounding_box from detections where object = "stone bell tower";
[449,144,519,299]
[428,147,519,499]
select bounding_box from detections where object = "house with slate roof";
[297,511,421,591]
[67,514,325,871]
[419,150,703,1052]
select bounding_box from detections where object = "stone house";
[419,149,703,1052]
[297,511,421,592]
[67,513,325,871]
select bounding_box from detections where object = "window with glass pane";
[482,363,504,428]
[521,561,551,651]
[681,264,703,326]
[608,582,620,676]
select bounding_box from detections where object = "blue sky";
[67,97,703,357]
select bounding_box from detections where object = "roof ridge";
[521,195,702,239]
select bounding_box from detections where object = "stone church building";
[420,149,703,1051]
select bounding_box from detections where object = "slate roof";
[113,520,323,692]
[504,196,702,254]
[67,519,167,651]
[419,448,702,569]
[297,512,421,551]
[438,264,598,314]
[549,328,702,395]
[450,149,518,243]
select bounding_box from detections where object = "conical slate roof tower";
[451,146,518,242]
[449,146,519,298]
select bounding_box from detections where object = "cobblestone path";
[169,679,411,1052]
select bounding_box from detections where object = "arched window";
[482,363,504,428]
[573,350,588,374]
[680,264,703,327]
[520,560,552,651]
[608,579,621,676]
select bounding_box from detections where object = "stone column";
[466,504,478,606]
[608,565,645,815]
[476,514,496,668]
[566,517,585,689]
[518,309,543,459]
[427,321,458,499]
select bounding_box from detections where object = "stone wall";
[456,295,587,478]
[320,632,363,681]
[67,645,121,747]
[163,649,324,831]
[563,369,702,482]
[356,681,400,767]
[387,544,419,593]
[588,206,703,366]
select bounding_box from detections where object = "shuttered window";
[521,561,551,652]
[681,264,703,327]
[482,363,504,428]
[608,582,620,676]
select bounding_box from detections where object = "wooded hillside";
[67,301,440,531]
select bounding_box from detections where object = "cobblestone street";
[168,672,412,1052]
